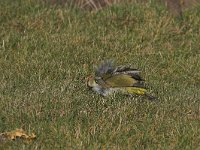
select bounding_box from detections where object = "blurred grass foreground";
[1,0,200,149]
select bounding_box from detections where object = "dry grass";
[1,0,200,149]
[45,0,200,16]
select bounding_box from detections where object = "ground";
[0,0,200,149]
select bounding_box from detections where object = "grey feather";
[95,60,114,76]
[113,65,143,80]
[95,60,144,81]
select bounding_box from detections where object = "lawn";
[0,0,200,149]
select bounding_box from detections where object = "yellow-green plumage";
[105,74,138,87]
[87,60,156,100]
[125,87,146,95]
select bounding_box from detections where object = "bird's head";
[86,75,97,88]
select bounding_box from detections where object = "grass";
[1,0,200,149]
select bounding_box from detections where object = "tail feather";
[144,93,156,100]
[124,87,156,100]
[126,87,146,95]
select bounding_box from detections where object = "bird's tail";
[144,93,156,100]
[126,87,146,95]
[125,87,156,100]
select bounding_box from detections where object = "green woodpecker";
[87,60,156,100]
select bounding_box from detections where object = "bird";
[86,60,156,100]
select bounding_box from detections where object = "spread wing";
[113,65,144,81]
[95,60,145,88]
[95,60,114,80]
[105,74,144,87]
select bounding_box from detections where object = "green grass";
[1,0,200,149]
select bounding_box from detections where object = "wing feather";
[95,60,145,88]
[104,74,144,88]
[95,60,114,77]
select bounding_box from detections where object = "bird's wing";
[113,65,144,81]
[95,60,145,88]
[104,74,144,88]
[95,60,114,78]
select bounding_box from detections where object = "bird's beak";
[85,76,89,86]
[85,75,92,88]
